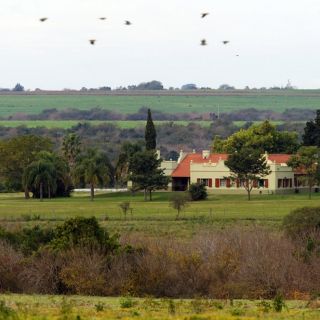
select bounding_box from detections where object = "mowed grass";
[0,91,320,117]
[0,294,319,320]
[0,192,319,236]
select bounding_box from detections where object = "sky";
[1,0,320,90]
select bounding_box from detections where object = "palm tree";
[74,149,111,201]
[23,151,72,200]
[62,133,81,172]
[23,159,56,201]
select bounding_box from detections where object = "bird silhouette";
[222,41,230,45]
[201,13,209,18]
[89,39,96,45]
[201,39,207,46]
[39,18,48,22]
[99,17,107,20]
[125,20,132,25]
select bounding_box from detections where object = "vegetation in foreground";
[0,295,319,320]
[1,209,320,299]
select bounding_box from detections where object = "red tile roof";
[172,153,228,178]
[268,154,292,164]
[171,153,292,178]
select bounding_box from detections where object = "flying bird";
[222,41,230,45]
[201,39,207,46]
[99,17,107,20]
[89,39,96,45]
[39,18,48,22]
[201,13,209,18]
[125,20,132,25]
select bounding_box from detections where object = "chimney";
[202,150,210,159]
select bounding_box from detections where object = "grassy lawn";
[0,192,319,236]
[0,294,318,320]
[0,92,320,117]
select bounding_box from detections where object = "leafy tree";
[115,142,143,186]
[74,149,112,201]
[189,183,208,201]
[145,109,157,150]
[181,84,197,90]
[136,80,164,90]
[129,150,170,201]
[225,147,271,200]
[303,110,320,146]
[12,83,24,92]
[213,121,299,154]
[0,135,52,198]
[170,193,189,219]
[287,146,320,199]
[62,133,81,172]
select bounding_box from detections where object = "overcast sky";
[1,0,320,90]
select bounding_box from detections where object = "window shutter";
[215,179,220,188]
[253,180,258,188]
[264,179,269,188]
[226,178,231,188]
[208,179,213,188]
[289,179,292,188]
[236,179,240,188]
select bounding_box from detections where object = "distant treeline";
[6,107,316,122]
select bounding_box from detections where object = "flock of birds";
[39,12,231,48]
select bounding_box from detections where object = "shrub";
[283,207,320,239]
[120,297,135,308]
[0,241,24,293]
[273,293,286,312]
[189,183,208,201]
[59,248,107,295]
[50,217,120,253]
[169,193,189,219]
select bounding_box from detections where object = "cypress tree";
[145,109,157,150]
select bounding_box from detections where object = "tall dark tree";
[303,110,320,147]
[225,147,271,201]
[145,109,157,150]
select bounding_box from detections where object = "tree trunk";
[309,183,312,200]
[149,189,152,201]
[24,187,30,200]
[48,185,51,199]
[90,183,94,201]
[144,189,147,201]
[40,182,43,202]
[247,190,251,201]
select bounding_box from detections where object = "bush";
[283,207,320,239]
[189,183,208,201]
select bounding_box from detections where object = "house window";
[259,180,264,188]
[220,179,226,187]
[197,178,213,188]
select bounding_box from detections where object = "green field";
[0,294,318,320]
[0,192,319,236]
[0,90,320,117]
[0,120,212,129]
[0,120,303,129]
